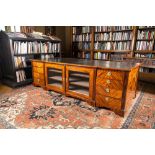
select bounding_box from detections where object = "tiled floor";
[0,82,154,129]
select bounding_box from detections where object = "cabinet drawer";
[33,72,44,80]
[97,69,124,81]
[96,84,122,99]
[96,78,123,90]
[33,62,44,68]
[33,67,44,74]
[34,78,45,86]
[96,95,121,110]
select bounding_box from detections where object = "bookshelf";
[72,26,93,59]
[0,31,61,87]
[71,26,136,61]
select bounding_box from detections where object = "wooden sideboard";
[32,58,140,116]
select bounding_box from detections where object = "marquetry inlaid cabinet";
[32,58,140,116]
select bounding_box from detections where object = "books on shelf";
[112,32,132,40]
[137,30,154,40]
[16,70,26,83]
[73,34,92,42]
[82,34,91,41]
[113,26,133,31]
[139,26,155,29]
[85,53,90,59]
[13,41,61,54]
[14,56,27,68]
[95,33,112,41]
[94,52,108,60]
[73,34,82,42]
[82,42,91,50]
[135,53,155,59]
[110,53,128,60]
[95,26,112,32]
[94,42,111,50]
[113,41,131,50]
[136,41,153,50]
[72,27,82,35]
[82,26,90,33]
[94,41,131,50]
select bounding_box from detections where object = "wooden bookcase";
[0,31,61,87]
[71,26,136,61]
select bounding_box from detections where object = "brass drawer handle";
[106,79,111,84]
[107,71,112,76]
[105,88,110,93]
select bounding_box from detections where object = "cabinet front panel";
[96,78,123,90]
[45,63,65,93]
[33,67,44,74]
[96,95,122,110]
[97,69,125,81]
[33,72,44,80]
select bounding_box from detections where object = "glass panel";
[47,67,62,87]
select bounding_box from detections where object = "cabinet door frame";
[66,65,95,104]
[45,63,65,94]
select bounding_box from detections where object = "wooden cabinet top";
[32,58,139,71]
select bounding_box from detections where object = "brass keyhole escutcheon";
[105,97,109,101]
[107,71,111,76]
[106,79,110,84]
[105,88,110,93]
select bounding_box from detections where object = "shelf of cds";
[0,31,61,87]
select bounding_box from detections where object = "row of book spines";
[94,52,128,60]
[13,42,61,54]
[139,26,155,29]
[95,32,132,41]
[95,26,133,32]
[94,53,108,60]
[77,53,90,59]
[16,70,26,83]
[72,27,91,34]
[94,42,131,50]
[136,41,153,50]
[73,34,92,42]
[137,30,154,40]
[135,53,155,59]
